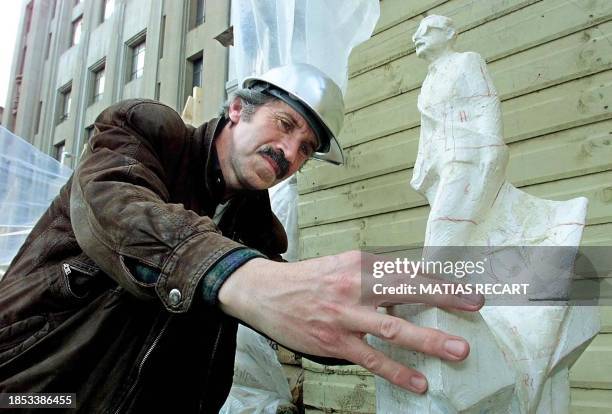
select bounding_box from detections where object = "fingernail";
[459,293,484,307]
[444,339,468,358]
[409,375,427,392]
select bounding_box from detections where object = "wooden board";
[298,2,612,409]
[350,0,612,77]
[570,333,612,389]
[300,328,612,412]
[351,0,542,77]
[570,388,612,414]
[303,358,372,375]
[300,219,612,261]
[298,124,612,226]
[338,64,611,152]
[304,378,612,413]
[601,307,612,333]
[298,128,419,194]
[373,0,447,35]
[347,20,612,113]
[582,223,612,246]
[303,359,376,413]
[299,168,612,233]
[299,118,611,195]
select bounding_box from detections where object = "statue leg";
[424,159,504,246]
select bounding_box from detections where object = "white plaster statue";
[372,15,599,413]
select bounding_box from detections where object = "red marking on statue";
[435,216,478,225]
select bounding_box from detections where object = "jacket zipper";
[113,318,170,414]
[199,322,224,410]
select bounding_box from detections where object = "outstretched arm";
[219,250,484,393]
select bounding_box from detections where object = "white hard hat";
[242,63,345,165]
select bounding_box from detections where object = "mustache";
[258,146,290,179]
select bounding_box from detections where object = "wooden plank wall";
[298,0,612,411]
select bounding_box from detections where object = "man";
[411,15,508,246]
[0,63,482,412]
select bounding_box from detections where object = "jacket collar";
[199,116,229,204]
[194,116,289,258]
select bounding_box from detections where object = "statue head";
[412,15,457,62]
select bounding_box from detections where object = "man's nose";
[279,137,300,165]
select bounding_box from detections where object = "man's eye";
[278,119,292,131]
[300,143,314,157]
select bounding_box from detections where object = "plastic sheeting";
[219,325,294,414]
[233,0,380,94]
[269,175,299,262]
[218,175,300,414]
[0,127,72,268]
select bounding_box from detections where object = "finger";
[345,308,470,361]
[343,335,428,393]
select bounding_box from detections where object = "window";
[59,84,72,122]
[102,0,115,22]
[71,17,82,46]
[91,65,105,103]
[19,46,27,75]
[192,57,203,88]
[35,101,43,134]
[25,2,33,33]
[155,82,161,101]
[54,141,65,163]
[159,15,166,58]
[195,0,205,26]
[129,38,146,81]
[45,33,52,60]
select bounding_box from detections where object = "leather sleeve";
[70,99,248,313]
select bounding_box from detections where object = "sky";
[0,1,23,107]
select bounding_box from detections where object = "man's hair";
[220,87,277,121]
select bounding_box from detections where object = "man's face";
[224,98,318,191]
[412,20,451,59]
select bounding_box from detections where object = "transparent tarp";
[219,325,294,414]
[233,0,380,93]
[0,126,72,268]
[269,175,299,262]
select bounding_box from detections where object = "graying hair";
[220,87,278,121]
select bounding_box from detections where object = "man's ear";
[228,97,242,123]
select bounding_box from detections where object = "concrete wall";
[4,0,231,168]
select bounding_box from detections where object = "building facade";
[2,0,230,168]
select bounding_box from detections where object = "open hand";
[218,250,484,393]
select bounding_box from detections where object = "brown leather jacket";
[0,99,288,413]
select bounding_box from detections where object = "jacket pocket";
[0,316,49,365]
[58,259,103,300]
